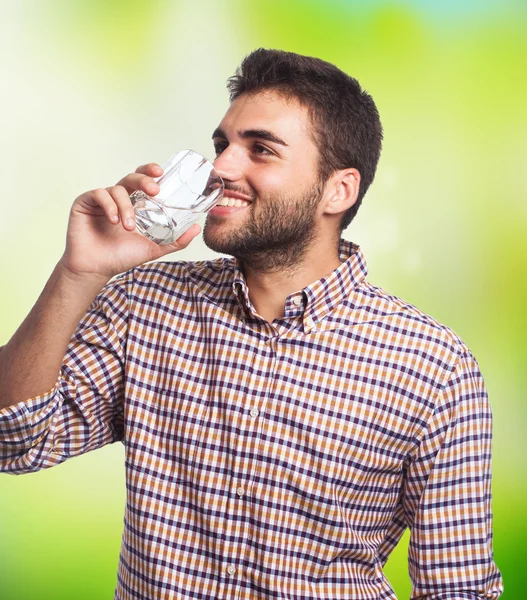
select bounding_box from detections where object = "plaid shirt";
[0,240,503,599]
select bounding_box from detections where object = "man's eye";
[214,143,227,155]
[253,144,272,156]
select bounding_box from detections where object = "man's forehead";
[215,90,312,141]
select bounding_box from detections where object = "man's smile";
[210,189,253,215]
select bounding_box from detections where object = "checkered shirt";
[0,240,503,599]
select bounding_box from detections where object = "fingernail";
[126,218,135,228]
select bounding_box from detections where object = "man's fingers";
[135,163,163,177]
[105,186,138,231]
[114,173,160,196]
[115,163,163,196]
[90,188,123,225]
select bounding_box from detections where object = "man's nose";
[213,146,243,182]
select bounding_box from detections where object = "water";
[130,191,199,244]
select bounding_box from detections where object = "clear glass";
[130,149,224,244]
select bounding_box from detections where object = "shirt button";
[305,316,315,328]
[237,486,245,497]
[250,408,259,418]
[227,564,236,575]
[292,296,302,307]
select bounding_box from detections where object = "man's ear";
[322,168,361,216]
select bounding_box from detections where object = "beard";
[203,181,326,273]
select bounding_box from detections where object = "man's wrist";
[55,259,112,291]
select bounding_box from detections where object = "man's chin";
[202,223,238,256]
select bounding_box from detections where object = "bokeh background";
[1,0,525,598]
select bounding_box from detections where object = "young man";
[0,49,503,599]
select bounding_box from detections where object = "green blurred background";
[1,0,525,597]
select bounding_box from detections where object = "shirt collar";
[232,239,368,330]
[302,239,367,330]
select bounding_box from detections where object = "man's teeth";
[217,197,251,207]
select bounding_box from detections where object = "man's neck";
[241,241,342,323]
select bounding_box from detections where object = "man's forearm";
[0,262,110,410]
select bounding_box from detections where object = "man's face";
[203,90,327,269]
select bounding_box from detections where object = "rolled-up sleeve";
[402,350,504,599]
[0,271,131,474]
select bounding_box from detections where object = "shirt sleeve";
[401,350,504,599]
[0,272,130,475]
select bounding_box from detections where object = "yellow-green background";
[1,1,525,598]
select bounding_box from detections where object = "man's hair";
[227,48,383,231]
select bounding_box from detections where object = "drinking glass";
[130,149,224,244]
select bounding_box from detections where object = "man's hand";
[59,163,201,280]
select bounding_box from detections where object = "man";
[0,49,503,599]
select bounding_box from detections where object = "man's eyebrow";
[211,127,227,140]
[211,127,288,147]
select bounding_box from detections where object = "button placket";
[222,333,275,587]
[239,336,280,581]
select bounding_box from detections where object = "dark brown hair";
[227,48,383,231]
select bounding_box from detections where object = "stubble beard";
[203,182,325,274]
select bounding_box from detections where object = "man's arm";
[0,263,110,410]
[402,350,504,599]
[0,269,131,473]
[0,162,200,473]
[1,162,199,410]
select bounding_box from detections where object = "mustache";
[223,183,256,202]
